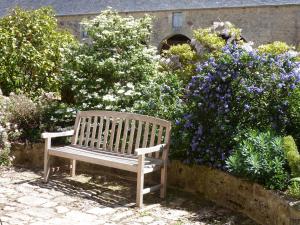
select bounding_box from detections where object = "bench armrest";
[41,130,74,139]
[135,144,166,156]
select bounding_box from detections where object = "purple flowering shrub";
[182,44,300,169]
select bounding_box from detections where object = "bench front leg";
[160,161,167,198]
[160,144,169,199]
[43,138,51,183]
[70,159,76,177]
[136,154,145,208]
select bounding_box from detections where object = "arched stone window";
[159,34,191,53]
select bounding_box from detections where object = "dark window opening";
[160,34,191,53]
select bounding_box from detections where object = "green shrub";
[0,7,77,98]
[133,72,187,160]
[283,136,300,177]
[258,41,292,55]
[288,178,300,199]
[133,72,184,121]
[193,28,226,51]
[162,44,197,82]
[6,94,42,142]
[40,100,77,132]
[287,89,300,146]
[226,130,289,190]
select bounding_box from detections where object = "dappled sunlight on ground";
[0,167,257,225]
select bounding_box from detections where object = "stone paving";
[0,167,258,225]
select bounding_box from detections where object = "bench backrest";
[71,111,171,158]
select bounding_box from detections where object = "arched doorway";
[160,34,191,53]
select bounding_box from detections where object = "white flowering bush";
[0,94,13,165]
[64,9,159,110]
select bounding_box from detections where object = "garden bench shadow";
[25,171,158,208]
[10,168,257,224]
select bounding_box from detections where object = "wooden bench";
[41,110,171,207]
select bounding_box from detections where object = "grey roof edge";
[55,3,300,17]
[0,1,299,18]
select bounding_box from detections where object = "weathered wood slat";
[103,117,110,150]
[96,116,104,149]
[79,111,171,127]
[71,112,81,145]
[121,119,129,153]
[90,116,98,148]
[108,118,116,151]
[79,117,86,146]
[148,124,157,157]
[156,126,164,158]
[127,120,136,154]
[135,120,143,152]
[142,122,149,148]
[85,117,92,147]
[114,118,123,152]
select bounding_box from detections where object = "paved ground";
[0,167,258,225]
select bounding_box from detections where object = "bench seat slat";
[48,145,162,173]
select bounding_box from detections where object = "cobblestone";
[0,167,257,225]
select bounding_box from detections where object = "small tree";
[64,9,158,110]
[0,7,76,98]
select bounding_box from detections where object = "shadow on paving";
[12,168,258,225]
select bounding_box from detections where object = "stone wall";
[10,143,300,225]
[57,5,300,49]
[168,160,300,225]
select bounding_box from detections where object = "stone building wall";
[57,4,300,50]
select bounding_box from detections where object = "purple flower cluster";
[182,44,300,169]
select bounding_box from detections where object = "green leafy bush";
[6,94,42,142]
[134,72,184,121]
[40,100,77,132]
[133,72,187,159]
[287,89,300,146]
[288,178,300,199]
[283,136,300,177]
[226,130,288,190]
[258,41,292,55]
[162,44,197,82]
[0,7,77,98]
[64,9,158,110]
[193,28,226,51]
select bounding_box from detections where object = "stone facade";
[57,4,300,50]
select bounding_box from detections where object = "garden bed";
[11,143,300,225]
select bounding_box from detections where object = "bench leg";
[43,139,51,183]
[160,164,167,199]
[70,159,76,177]
[136,155,145,208]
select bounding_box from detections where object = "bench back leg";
[43,139,51,183]
[136,155,145,207]
[70,159,76,177]
[160,164,167,198]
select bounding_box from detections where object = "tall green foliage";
[283,136,300,177]
[65,9,159,110]
[226,130,288,190]
[0,7,76,98]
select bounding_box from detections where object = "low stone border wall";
[10,143,300,225]
[168,161,300,225]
